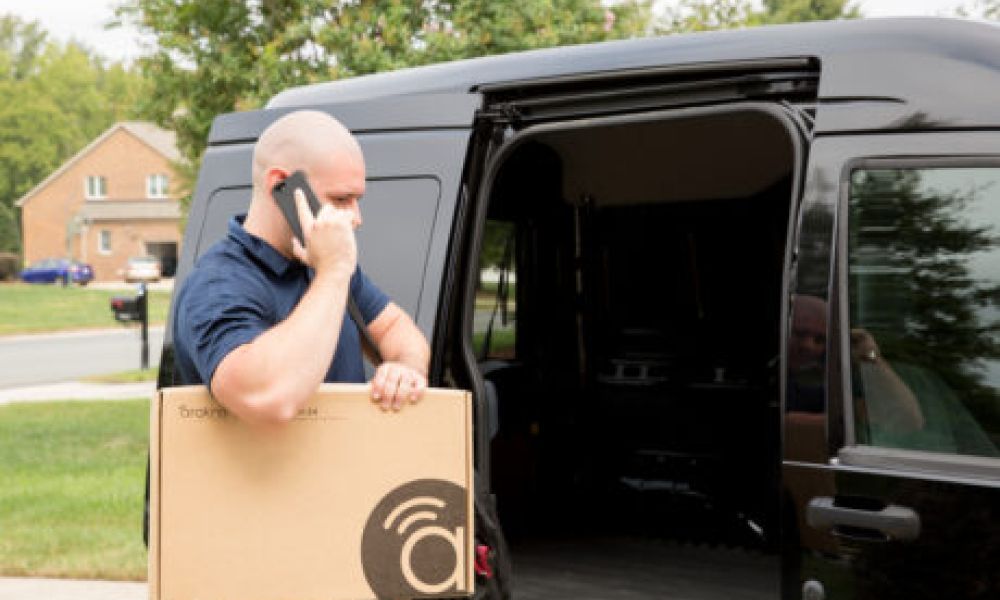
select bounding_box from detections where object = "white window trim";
[147,174,168,199]
[98,230,112,255]
[85,175,107,200]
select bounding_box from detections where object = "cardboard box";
[149,384,474,600]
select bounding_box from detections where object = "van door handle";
[806,497,921,542]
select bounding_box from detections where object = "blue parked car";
[20,258,94,285]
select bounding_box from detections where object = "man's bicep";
[351,267,390,324]
[367,302,405,343]
[176,273,272,384]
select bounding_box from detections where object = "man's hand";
[850,328,879,363]
[372,361,427,411]
[291,188,356,278]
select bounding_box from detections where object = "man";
[786,294,922,430]
[172,110,429,425]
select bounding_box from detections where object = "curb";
[0,381,156,405]
[0,577,146,600]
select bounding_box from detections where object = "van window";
[473,220,516,360]
[848,167,1000,458]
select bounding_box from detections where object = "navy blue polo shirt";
[172,216,389,387]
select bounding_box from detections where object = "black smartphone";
[271,170,322,245]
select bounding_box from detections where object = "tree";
[957,0,1000,19]
[0,15,46,80]
[659,0,858,33]
[0,14,147,254]
[759,0,860,23]
[115,0,652,212]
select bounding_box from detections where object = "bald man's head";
[789,294,827,373]
[243,110,367,255]
[252,110,363,195]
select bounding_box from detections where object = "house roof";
[80,199,181,222]
[15,121,181,208]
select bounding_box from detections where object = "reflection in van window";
[848,167,1000,457]
[474,220,517,360]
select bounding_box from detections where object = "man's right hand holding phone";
[290,187,357,281]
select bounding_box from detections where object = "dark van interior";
[464,106,798,598]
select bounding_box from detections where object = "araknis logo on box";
[362,479,467,597]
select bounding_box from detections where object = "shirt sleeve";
[175,268,273,385]
[350,266,390,324]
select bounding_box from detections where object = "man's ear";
[264,167,290,196]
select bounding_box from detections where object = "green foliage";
[0,14,146,254]
[759,0,860,23]
[660,0,760,32]
[116,0,652,208]
[957,0,1000,19]
[659,0,858,33]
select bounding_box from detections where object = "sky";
[0,0,978,65]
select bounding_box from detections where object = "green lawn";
[0,283,169,336]
[0,399,149,581]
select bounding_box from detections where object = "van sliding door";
[785,132,1000,599]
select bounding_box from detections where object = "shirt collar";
[228,215,300,277]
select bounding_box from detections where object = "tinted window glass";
[848,167,1000,458]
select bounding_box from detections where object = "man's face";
[307,151,366,229]
[789,298,827,373]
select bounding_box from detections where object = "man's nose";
[350,200,362,229]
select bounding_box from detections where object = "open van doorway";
[458,104,803,598]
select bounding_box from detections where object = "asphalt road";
[0,326,164,389]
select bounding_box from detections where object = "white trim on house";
[146,173,169,198]
[85,175,107,199]
[98,229,112,255]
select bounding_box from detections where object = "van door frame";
[452,100,810,488]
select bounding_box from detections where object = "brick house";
[16,122,183,281]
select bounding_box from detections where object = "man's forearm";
[211,269,351,424]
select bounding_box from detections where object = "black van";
[160,17,1000,600]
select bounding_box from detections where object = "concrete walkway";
[0,577,146,600]
[0,380,156,405]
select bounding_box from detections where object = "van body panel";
[267,19,1000,134]
[210,94,481,144]
[352,129,472,334]
[786,131,1000,598]
[173,143,255,311]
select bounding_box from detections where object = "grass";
[472,327,516,358]
[0,283,170,336]
[83,369,159,384]
[0,399,149,581]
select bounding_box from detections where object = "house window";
[98,230,112,255]
[85,175,107,199]
[147,174,169,198]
